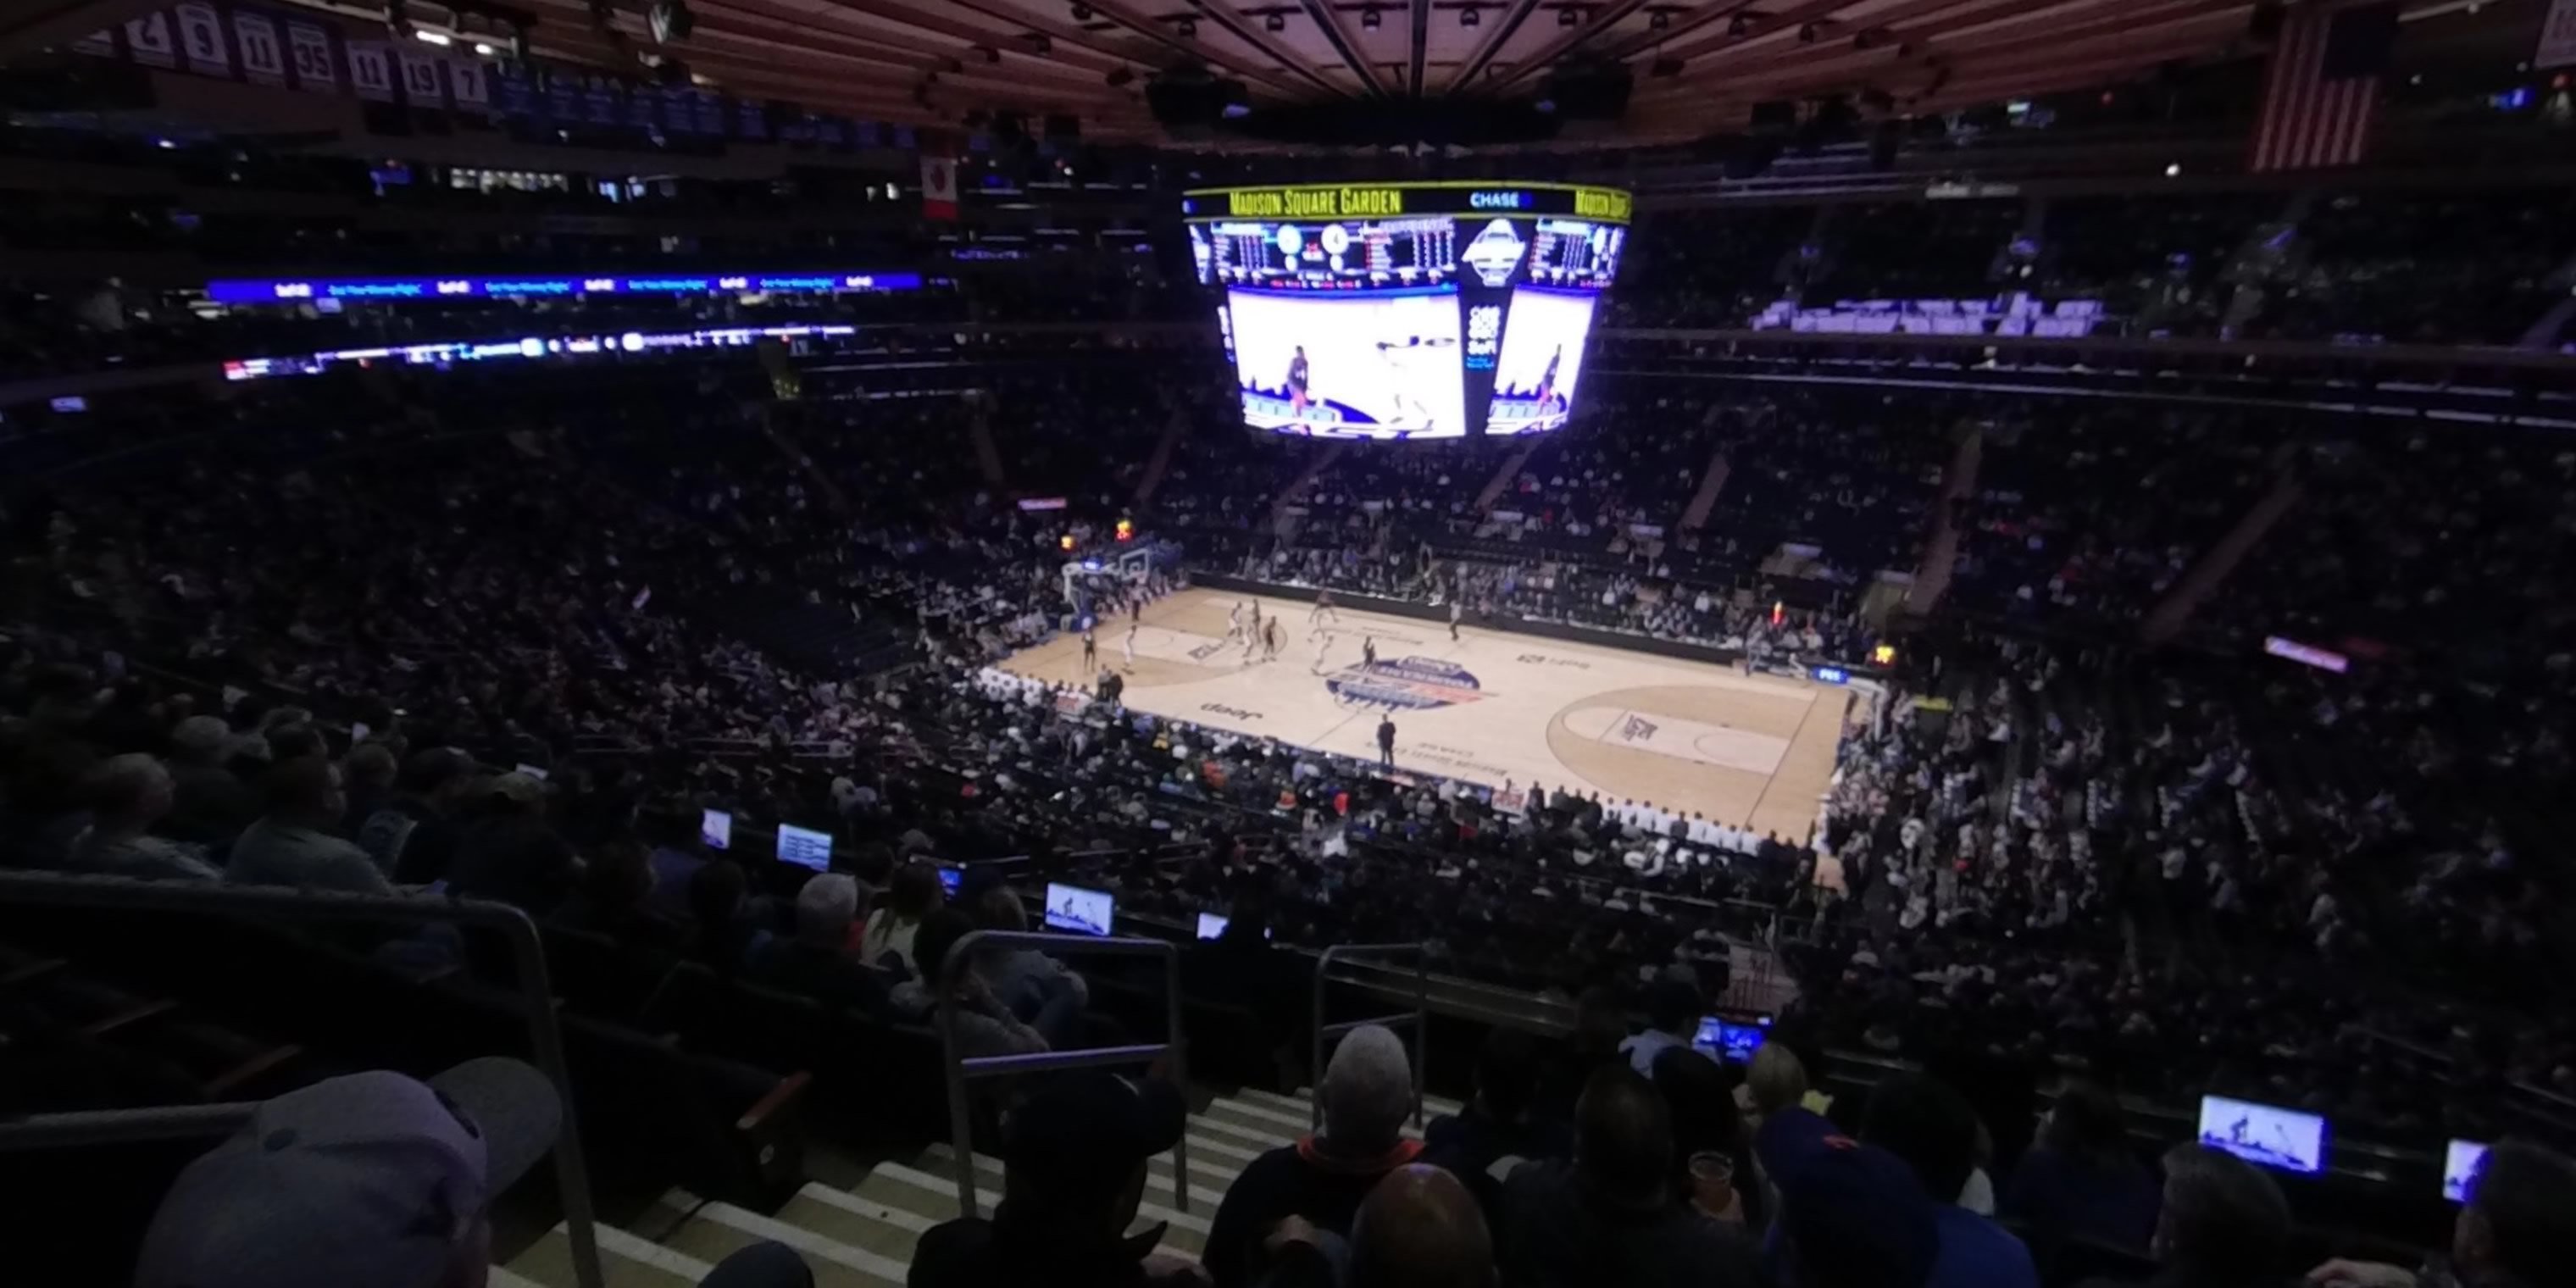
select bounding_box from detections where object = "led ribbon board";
[205,272,926,304]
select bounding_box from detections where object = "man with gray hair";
[747,872,890,1013]
[2090,1143,2289,1288]
[1204,1024,1423,1288]
[57,752,220,882]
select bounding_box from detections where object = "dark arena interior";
[7,0,2576,1285]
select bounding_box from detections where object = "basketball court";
[1001,588,1853,841]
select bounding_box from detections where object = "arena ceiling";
[1,0,2534,145]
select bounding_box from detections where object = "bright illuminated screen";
[700,808,732,851]
[2196,1095,2327,1174]
[1196,913,1270,941]
[1186,186,1624,439]
[775,824,834,872]
[1487,288,1596,436]
[1043,882,1114,936]
[2445,1139,2490,1202]
[1229,287,1466,439]
[1691,1016,1769,1063]
[938,865,963,897]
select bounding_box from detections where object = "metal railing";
[0,873,602,1288]
[1310,943,1430,1133]
[935,930,1187,1220]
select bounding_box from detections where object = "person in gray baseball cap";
[132,1058,811,1288]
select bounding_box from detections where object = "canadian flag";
[919,150,958,221]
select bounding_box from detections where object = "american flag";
[2249,1,2401,173]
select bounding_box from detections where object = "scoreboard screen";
[1182,182,1630,439]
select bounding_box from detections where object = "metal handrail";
[0,873,603,1288]
[934,930,1187,1220]
[1310,942,1430,1133]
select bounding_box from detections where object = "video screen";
[1229,287,1467,439]
[700,808,732,851]
[1196,913,1270,940]
[2196,1095,2327,1174]
[1527,218,1624,288]
[938,864,963,897]
[2445,1139,2490,1203]
[1043,882,1115,936]
[1198,217,1459,287]
[1691,1016,1769,1063]
[775,824,834,872]
[1486,287,1596,436]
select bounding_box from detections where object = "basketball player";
[1080,624,1097,672]
[1285,345,1311,419]
[1362,635,1378,669]
[1225,600,1246,644]
[1535,344,1563,414]
[1448,598,1463,642]
[1122,620,1138,669]
[1308,587,1340,634]
[1263,618,1283,663]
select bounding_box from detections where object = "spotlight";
[1649,8,1669,31]
[1728,13,1749,36]
[1461,6,1479,27]
[1558,6,1579,26]
[414,29,452,45]
[1266,11,1285,31]
[2164,162,2181,176]
[1361,5,1380,28]
[648,0,694,43]
[385,0,411,37]
[1178,16,1196,36]
[473,40,496,54]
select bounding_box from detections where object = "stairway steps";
[652,1190,906,1288]
[506,1221,708,1288]
[863,1158,1210,1252]
[921,1142,1232,1211]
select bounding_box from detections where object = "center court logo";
[1325,657,1490,711]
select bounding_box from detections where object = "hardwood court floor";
[1002,588,1852,841]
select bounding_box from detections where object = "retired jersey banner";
[2540,0,2576,69]
[233,11,284,85]
[346,39,392,101]
[286,19,334,91]
[396,45,444,107]
[124,13,176,66]
[173,2,229,75]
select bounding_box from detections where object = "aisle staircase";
[504,1087,1460,1288]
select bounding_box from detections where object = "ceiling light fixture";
[1650,8,1670,31]
[1177,16,1196,36]
[1558,7,1579,27]
[1266,11,1285,31]
[1361,6,1381,28]
[1461,6,1480,28]
[1728,13,1749,36]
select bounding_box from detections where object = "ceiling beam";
[1444,0,1546,93]
[1300,0,1392,96]
[941,0,1314,97]
[1407,0,1432,94]
[1180,0,1357,98]
[1484,0,1740,92]
[808,0,1127,74]
[1629,0,1874,68]
[1631,0,2243,107]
